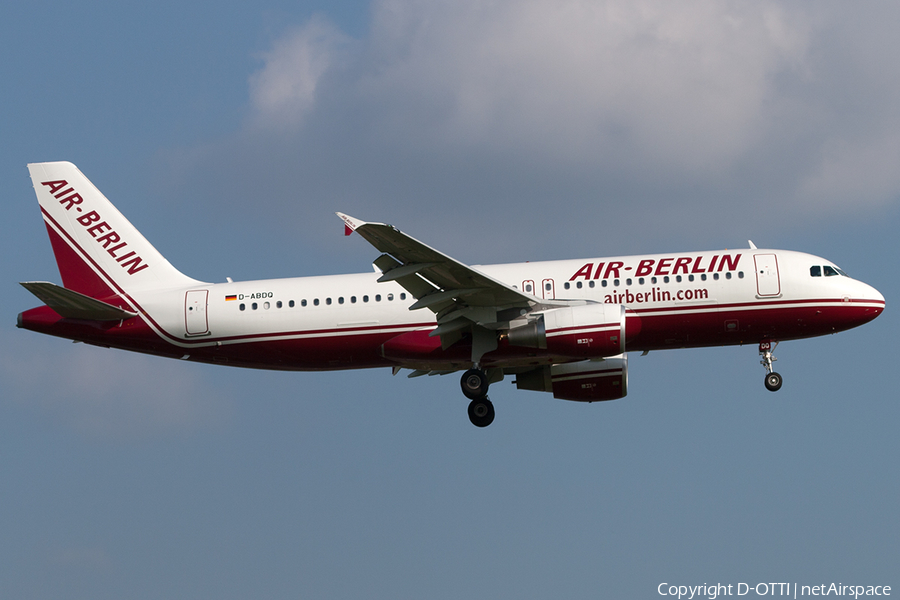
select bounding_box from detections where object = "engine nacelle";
[507,304,640,358]
[514,356,628,402]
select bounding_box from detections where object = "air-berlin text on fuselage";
[569,254,742,281]
[42,179,149,275]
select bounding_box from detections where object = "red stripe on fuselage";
[20,299,882,370]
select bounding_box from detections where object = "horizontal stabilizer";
[20,281,138,321]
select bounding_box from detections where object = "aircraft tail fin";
[27,162,199,300]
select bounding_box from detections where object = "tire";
[468,398,495,427]
[460,368,489,400]
[765,372,783,392]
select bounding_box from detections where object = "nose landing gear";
[759,340,783,392]
[461,368,494,427]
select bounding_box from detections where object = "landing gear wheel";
[460,368,489,400]
[468,397,495,427]
[759,340,782,392]
[765,372,783,392]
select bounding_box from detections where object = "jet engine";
[506,304,640,358]
[514,356,628,402]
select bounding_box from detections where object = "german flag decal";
[225,295,237,301]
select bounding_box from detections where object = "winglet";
[337,212,365,236]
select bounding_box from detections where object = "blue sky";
[2,1,898,598]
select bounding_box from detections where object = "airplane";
[18,162,885,427]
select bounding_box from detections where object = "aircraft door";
[542,279,556,300]
[754,254,781,297]
[522,280,535,295]
[185,290,209,336]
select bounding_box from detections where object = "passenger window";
[387,293,394,301]
[277,301,283,308]
[363,295,369,303]
[240,303,246,311]
[314,298,320,306]
[810,266,822,277]
[824,266,839,277]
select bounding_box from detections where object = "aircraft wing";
[338,213,568,359]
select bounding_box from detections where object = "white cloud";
[249,16,351,127]
[166,0,900,259]
[357,0,809,174]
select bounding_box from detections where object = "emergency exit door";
[542,279,556,300]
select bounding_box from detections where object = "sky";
[1,1,898,598]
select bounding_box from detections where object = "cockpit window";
[812,264,849,278]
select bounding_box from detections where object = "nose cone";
[871,284,885,305]
[855,280,885,324]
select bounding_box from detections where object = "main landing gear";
[461,368,494,427]
[759,340,783,392]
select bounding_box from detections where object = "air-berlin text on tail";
[41,179,149,275]
[570,254,742,281]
